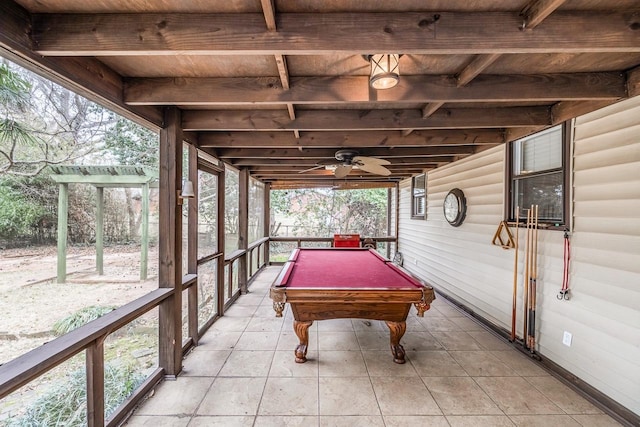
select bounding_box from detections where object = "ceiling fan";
[300,149,392,179]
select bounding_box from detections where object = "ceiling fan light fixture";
[368,54,400,90]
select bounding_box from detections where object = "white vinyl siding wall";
[398,96,640,415]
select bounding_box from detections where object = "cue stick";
[522,207,531,348]
[529,205,539,351]
[511,206,520,342]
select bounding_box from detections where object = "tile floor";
[125,266,622,427]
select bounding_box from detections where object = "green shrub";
[0,183,47,238]
[7,363,145,426]
[52,306,117,336]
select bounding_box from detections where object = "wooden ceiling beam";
[456,54,502,87]
[197,129,505,148]
[214,146,478,159]
[125,73,625,105]
[421,102,445,118]
[252,171,412,178]
[253,173,421,180]
[228,157,455,166]
[33,11,640,55]
[416,53,501,127]
[521,0,568,30]
[423,2,560,119]
[259,174,407,181]
[183,107,548,131]
[269,180,397,186]
[249,166,429,173]
[260,0,277,31]
[259,1,301,139]
[627,65,640,97]
[551,100,619,124]
[269,181,398,190]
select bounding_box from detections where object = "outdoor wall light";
[177,180,195,205]
[365,54,400,90]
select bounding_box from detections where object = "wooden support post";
[264,183,271,263]
[217,168,226,315]
[96,186,104,275]
[394,183,400,256]
[140,183,149,281]
[56,183,69,283]
[238,168,249,293]
[187,144,199,344]
[387,187,393,258]
[86,339,105,427]
[158,107,183,378]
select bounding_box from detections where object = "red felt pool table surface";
[276,247,423,290]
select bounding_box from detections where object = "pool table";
[270,248,435,364]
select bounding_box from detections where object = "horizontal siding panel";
[574,199,640,218]
[572,247,640,275]
[403,257,513,325]
[573,217,640,236]
[434,145,504,176]
[571,232,640,253]
[573,144,640,171]
[573,181,640,202]
[573,162,640,186]
[574,100,640,137]
[428,175,503,196]
[573,123,640,156]
[571,258,640,290]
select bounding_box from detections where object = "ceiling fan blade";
[353,156,391,166]
[357,162,392,176]
[317,159,341,165]
[334,164,353,179]
[297,164,325,174]
[298,159,340,174]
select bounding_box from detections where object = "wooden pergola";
[49,165,158,282]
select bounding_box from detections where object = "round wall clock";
[443,188,467,227]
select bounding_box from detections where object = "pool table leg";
[385,321,407,364]
[293,320,313,363]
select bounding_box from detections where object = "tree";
[0,59,160,244]
[0,61,108,177]
[270,188,388,237]
[102,116,159,240]
[102,116,158,167]
[224,168,239,250]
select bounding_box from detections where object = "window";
[508,124,569,227]
[411,173,426,219]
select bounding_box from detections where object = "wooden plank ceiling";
[2,0,640,189]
